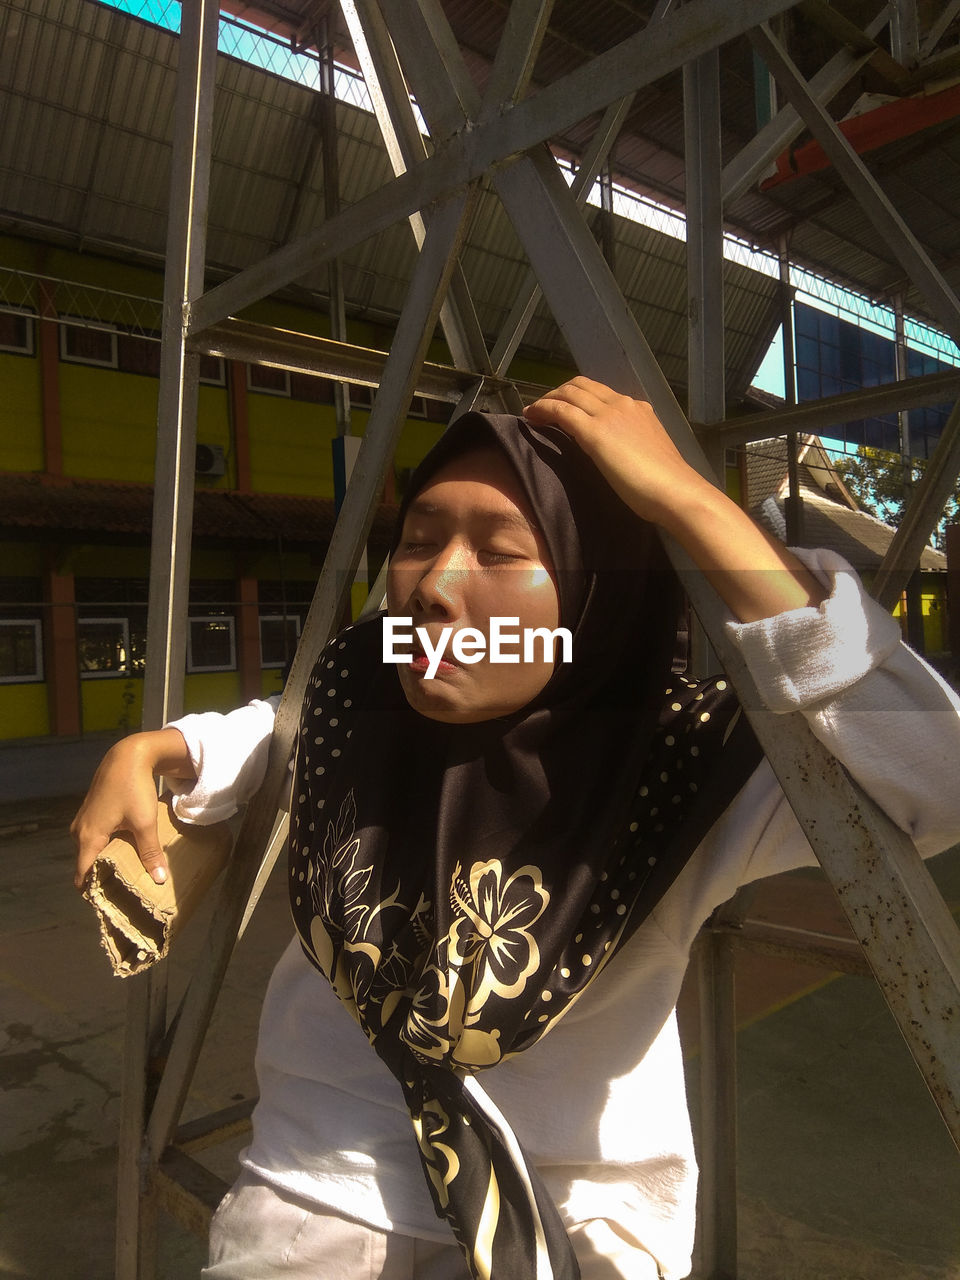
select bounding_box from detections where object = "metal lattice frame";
[122,2,960,1277]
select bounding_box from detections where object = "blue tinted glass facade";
[793,302,952,458]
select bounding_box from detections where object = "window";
[200,354,226,386]
[78,617,130,677]
[350,383,375,409]
[0,306,36,356]
[259,614,301,668]
[117,331,162,377]
[0,619,43,682]
[60,317,118,368]
[290,371,334,403]
[188,615,236,672]
[247,363,290,396]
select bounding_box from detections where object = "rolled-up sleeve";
[165,696,279,825]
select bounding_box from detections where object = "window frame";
[258,613,302,669]
[199,354,226,386]
[59,316,119,369]
[77,615,131,680]
[247,363,291,397]
[187,614,237,673]
[0,618,44,683]
[0,304,37,356]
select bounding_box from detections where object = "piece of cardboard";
[82,794,233,978]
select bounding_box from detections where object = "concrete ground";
[1,737,959,1279]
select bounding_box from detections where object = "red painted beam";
[761,81,960,189]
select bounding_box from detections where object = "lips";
[410,650,460,672]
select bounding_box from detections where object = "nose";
[411,540,469,618]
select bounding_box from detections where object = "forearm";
[657,475,827,623]
[127,726,197,781]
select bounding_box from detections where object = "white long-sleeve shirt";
[169,551,960,1279]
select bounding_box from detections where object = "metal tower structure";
[112,1,960,1275]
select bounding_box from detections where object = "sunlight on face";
[386,449,562,724]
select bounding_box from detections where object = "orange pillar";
[236,572,262,703]
[44,559,81,737]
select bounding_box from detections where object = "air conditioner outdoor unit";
[196,443,226,477]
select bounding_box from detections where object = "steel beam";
[684,50,725,434]
[750,25,960,349]
[890,0,921,66]
[722,5,889,206]
[919,0,960,60]
[189,319,548,404]
[118,3,219,1277]
[477,0,556,121]
[320,23,352,437]
[799,0,910,87]
[343,0,493,378]
[188,0,798,334]
[717,919,872,975]
[715,368,960,447]
[490,93,635,375]
[144,190,480,1167]
[873,399,960,611]
[685,52,736,1270]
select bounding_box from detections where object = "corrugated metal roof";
[0,0,782,389]
[5,0,956,393]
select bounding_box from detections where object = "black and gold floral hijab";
[289,413,762,1279]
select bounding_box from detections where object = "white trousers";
[203,1170,663,1279]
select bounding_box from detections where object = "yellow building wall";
[60,366,158,482]
[0,683,50,740]
[247,395,339,496]
[260,667,287,699]
[81,677,143,734]
[0,353,44,472]
[59,368,231,485]
[184,671,242,714]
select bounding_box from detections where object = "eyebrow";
[406,499,540,534]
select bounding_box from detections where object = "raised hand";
[524,377,826,623]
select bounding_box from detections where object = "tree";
[832,446,960,551]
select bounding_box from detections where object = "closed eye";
[478,549,528,564]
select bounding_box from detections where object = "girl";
[73,379,960,1280]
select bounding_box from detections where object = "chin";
[396,668,509,724]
